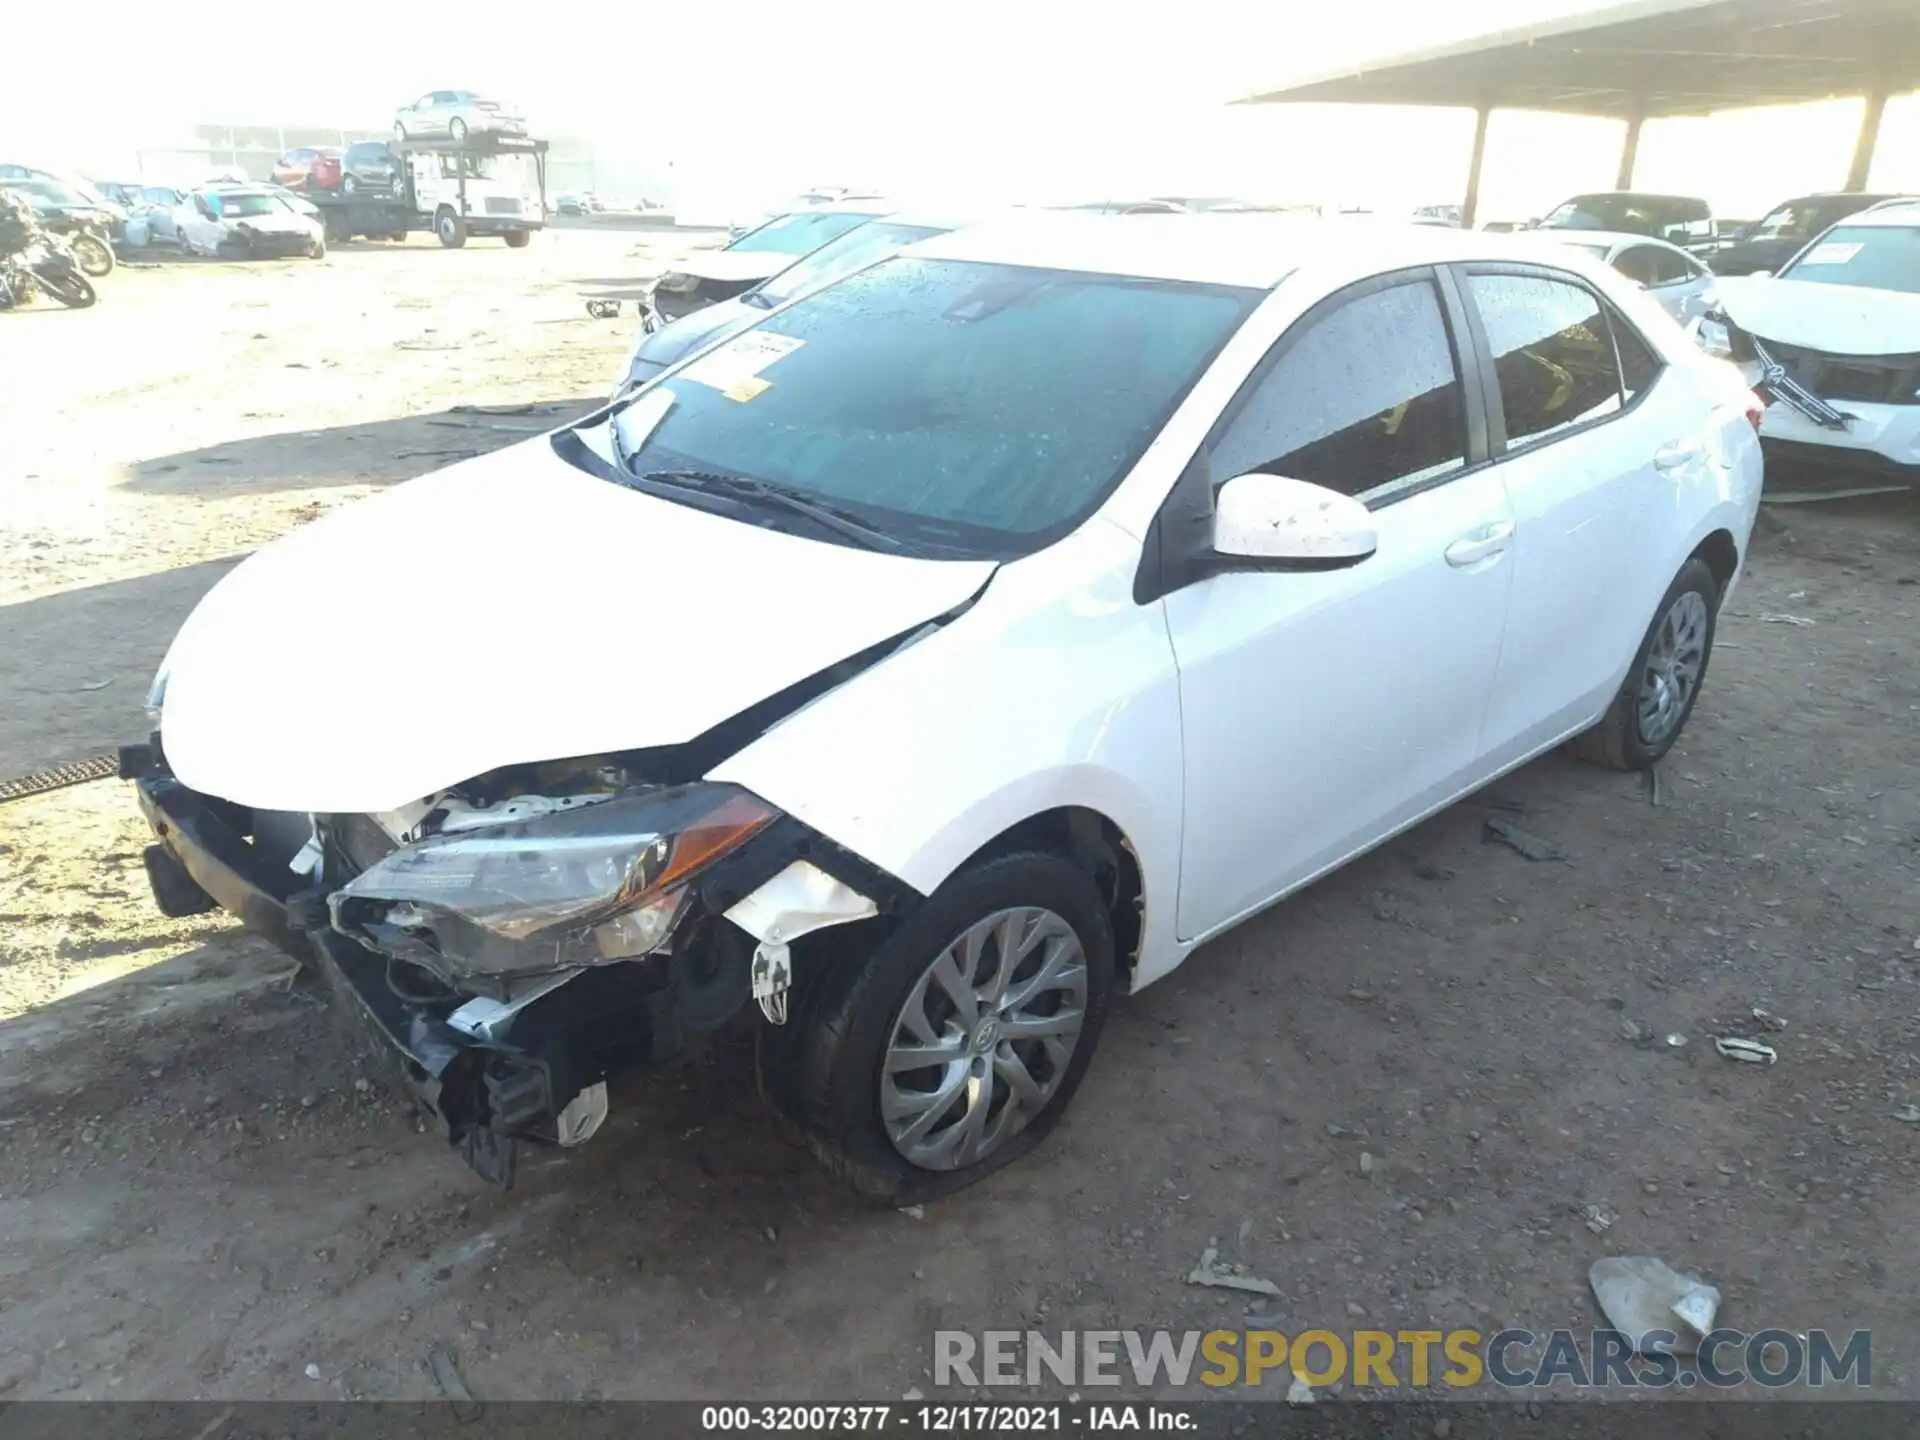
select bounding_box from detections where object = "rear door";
[1460,266,1696,766]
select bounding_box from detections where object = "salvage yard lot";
[2,230,1918,1402]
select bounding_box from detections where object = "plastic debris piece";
[1589,1256,1721,1356]
[1483,818,1567,863]
[1714,1036,1778,1065]
[1186,1245,1282,1297]
[427,1347,481,1423]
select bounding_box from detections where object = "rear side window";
[1210,279,1467,500]
[1609,309,1664,403]
[1468,274,1622,449]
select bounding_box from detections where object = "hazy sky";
[6,0,1915,221]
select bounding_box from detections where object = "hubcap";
[880,906,1088,1171]
[1637,590,1709,745]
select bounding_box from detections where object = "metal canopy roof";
[1239,0,1920,118]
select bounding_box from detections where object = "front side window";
[1210,279,1467,501]
[1469,274,1623,449]
[1780,224,1920,294]
[608,256,1259,555]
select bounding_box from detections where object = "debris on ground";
[1662,1033,1689,1050]
[1358,1151,1376,1177]
[1286,1374,1316,1406]
[1714,1037,1779,1065]
[427,1346,480,1422]
[303,1363,322,1381]
[1750,1006,1788,1032]
[1642,767,1664,807]
[1588,1256,1721,1356]
[1482,818,1567,863]
[1758,613,1816,626]
[898,1205,925,1220]
[1583,1204,1616,1235]
[1186,1246,1281,1296]
[1891,1105,1920,1124]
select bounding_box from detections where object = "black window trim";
[1450,260,1669,461]
[1133,265,1492,604]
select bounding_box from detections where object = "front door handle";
[1654,438,1705,474]
[1444,520,1515,568]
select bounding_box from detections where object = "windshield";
[608,256,1258,557]
[727,211,876,257]
[1747,200,1831,244]
[1543,195,1700,234]
[754,221,946,306]
[1780,224,1920,294]
[216,192,290,218]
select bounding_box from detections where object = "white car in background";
[1551,230,1718,325]
[392,90,527,143]
[131,217,1761,1201]
[177,185,327,259]
[1698,199,1920,480]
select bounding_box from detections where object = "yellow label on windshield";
[724,376,771,403]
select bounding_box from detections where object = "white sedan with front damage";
[1695,199,1920,481]
[128,216,1764,1201]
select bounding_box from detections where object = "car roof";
[1540,229,1692,253]
[905,212,1642,290]
[1840,200,1920,227]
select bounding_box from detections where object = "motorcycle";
[0,237,99,309]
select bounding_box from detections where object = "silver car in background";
[393,91,527,143]
[1551,230,1718,325]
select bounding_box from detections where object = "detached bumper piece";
[130,758,685,1187]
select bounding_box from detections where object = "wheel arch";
[943,805,1146,985]
[1690,527,1740,602]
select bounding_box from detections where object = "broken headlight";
[329,784,778,986]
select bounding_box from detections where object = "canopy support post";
[1845,86,1888,192]
[1616,111,1644,189]
[1462,103,1491,229]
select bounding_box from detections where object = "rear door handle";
[1655,438,1705,474]
[1444,520,1515,568]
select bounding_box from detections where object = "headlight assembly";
[329,784,778,989]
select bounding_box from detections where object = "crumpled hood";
[158,438,995,814]
[662,250,791,285]
[1716,275,1920,355]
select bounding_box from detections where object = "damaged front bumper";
[124,743,902,1186]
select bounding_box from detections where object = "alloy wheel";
[880,907,1088,1171]
[1637,590,1709,745]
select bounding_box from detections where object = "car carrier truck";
[305,133,548,248]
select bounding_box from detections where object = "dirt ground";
[1,230,1917,1405]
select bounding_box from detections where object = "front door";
[1165,274,1517,941]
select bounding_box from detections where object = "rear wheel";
[37,269,96,308]
[1568,557,1719,771]
[435,207,466,248]
[449,116,469,142]
[759,850,1115,1203]
[504,229,531,248]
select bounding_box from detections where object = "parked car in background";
[393,91,526,143]
[131,216,1762,1200]
[1412,203,1463,227]
[555,194,584,216]
[1698,199,1920,482]
[329,141,404,198]
[0,165,124,221]
[272,147,342,190]
[617,211,969,393]
[178,185,327,259]
[729,188,887,239]
[1535,192,1717,252]
[651,205,887,325]
[1712,192,1897,276]
[136,185,192,245]
[1548,230,1717,324]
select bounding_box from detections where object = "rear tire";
[38,269,96,308]
[759,850,1115,1203]
[449,117,469,142]
[504,229,531,248]
[1568,557,1719,771]
[435,208,466,248]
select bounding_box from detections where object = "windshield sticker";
[723,376,771,403]
[1801,242,1863,266]
[678,331,805,392]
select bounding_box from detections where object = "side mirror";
[1213,473,1377,568]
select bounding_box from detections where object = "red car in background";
[271,147,342,191]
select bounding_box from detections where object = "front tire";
[1569,557,1719,771]
[38,269,96,308]
[760,850,1115,1203]
[435,207,466,248]
[449,117,469,142]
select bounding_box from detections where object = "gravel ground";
[0,232,1916,1404]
